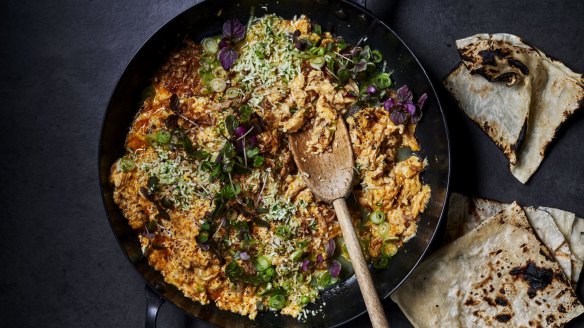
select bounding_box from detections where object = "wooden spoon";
[289,118,389,328]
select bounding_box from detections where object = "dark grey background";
[1,0,583,327]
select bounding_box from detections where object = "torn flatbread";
[540,207,584,283]
[447,193,583,286]
[445,33,584,183]
[392,203,584,328]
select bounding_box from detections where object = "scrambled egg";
[110,15,430,320]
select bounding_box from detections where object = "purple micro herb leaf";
[218,37,230,50]
[345,90,358,98]
[234,125,248,138]
[411,109,423,123]
[390,108,409,125]
[406,102,417,116]
[222,18,246,43]
[417,93,428,109]
[325,239,336,257]
[316,253,324,263]
[292,30,307,50]
[142,231,155,239]
[218,47,238,70]
[366,85,378,95]
[247,135,257,149]
[353,59,368,73]
[292,29,301,40]
[302,259,311,272]
[329,260,341,278]
[349,46,361,57]
[383,98,395,111]
[295,39,309,51]
[239,251,250,261]
[215,152,224,163]
[396,85,413,103]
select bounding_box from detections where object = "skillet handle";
[145,285,165,328]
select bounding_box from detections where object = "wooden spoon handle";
[333,198,389,328]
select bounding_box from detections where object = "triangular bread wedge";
[392,203,584,328]
[445,33,584,183]
[444,63,529,165]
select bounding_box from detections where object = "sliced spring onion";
[212,66,227,79]
[203,53,216,63]
[369,210,385,224]
[309,56,326,70]
[197,231,209,243]
[300,295,310,305]
[371,50,383,63]
[381,242,398,258]
[276,225,291,239]
[227,209,238,221]
[340,241,350,260]
[210,78,227,92]
[378,222,399,241]
[118,158,136,171]
[264,267,275,278]
[290,249,304,261]
[373,256,389,269]
[255,255,271,271]
[155,130,171,144]
[225,87,241,99]
[258,267,275,282]
[200,221,211,231]
[374,72,392,89]
[201,37,219,54]
[315,270,338,288]
[269,294,286,309]
[378,222,391,238]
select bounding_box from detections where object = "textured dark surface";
[0,0,582,327]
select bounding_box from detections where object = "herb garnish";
[218,18,246,70]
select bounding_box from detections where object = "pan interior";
[98,0,450,326]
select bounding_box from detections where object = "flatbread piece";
[444,33,584,183]
[392,203,584,327]
[446,193,583,286]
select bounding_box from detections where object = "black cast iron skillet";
[98,0,451,326]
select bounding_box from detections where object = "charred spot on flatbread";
[509,261,554,299]
[457,37,530,86]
